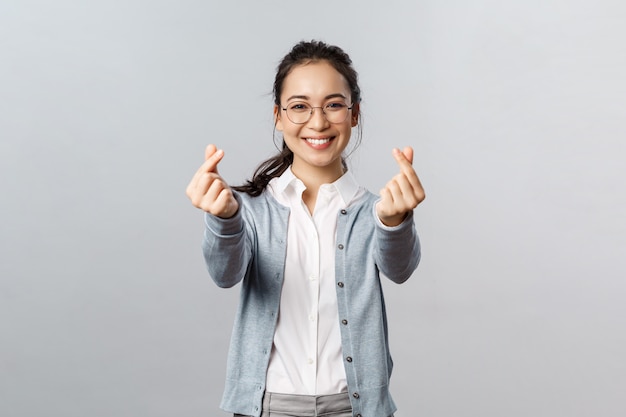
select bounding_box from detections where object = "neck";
[291,159,345,215]
[291,161,345,192]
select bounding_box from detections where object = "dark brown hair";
[233,40,362,196]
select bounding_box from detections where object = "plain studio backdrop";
[1,1,625,416]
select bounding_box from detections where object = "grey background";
[1,1,625,416]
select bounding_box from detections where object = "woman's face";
[275,60,358,180]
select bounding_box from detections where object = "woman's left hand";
[376,147,425,227]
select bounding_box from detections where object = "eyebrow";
[286,93,348,102]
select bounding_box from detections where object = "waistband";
[262,392,352,416]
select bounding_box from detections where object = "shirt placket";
[303,202,320,394]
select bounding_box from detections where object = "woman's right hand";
[186,144,239,218]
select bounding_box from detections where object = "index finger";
[392,147,414,172]
[205,144,218,161]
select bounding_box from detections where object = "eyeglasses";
[281,102,354,124]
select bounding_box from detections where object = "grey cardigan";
[202,189,420,417]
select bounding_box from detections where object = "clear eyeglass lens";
[286,102,350,124]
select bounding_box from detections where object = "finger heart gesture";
[376,147,425,227]
[186,144,239,219]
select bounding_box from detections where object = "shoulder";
[234,190,290,230]
[348,187,379,212]
[361,188,379,204]
[235,189,287,210]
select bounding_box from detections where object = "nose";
[307,107,330,130]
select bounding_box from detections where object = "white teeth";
[305,138,331,145]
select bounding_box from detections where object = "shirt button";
[308,358,314,365]
[309,314,315,322]
[338,244,344,250]
[337,282,344,288]
[346,356,353,362]
[341,319,348,325]
[353,392,360,399]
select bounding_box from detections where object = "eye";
[289,103,310,112]
[325,102,347,111]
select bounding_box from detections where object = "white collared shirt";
[265,167,364,395]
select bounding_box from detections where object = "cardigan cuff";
[203,193,244,236]
[372,200,415,232]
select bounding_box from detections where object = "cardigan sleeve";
[373,207,421,284]
[201,193,253,288]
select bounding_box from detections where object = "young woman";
[186,40,425,417]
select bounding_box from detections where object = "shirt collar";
[272,166,360,207]
[271,166,301,196]
[328,170,360,207]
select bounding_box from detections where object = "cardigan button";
[353,392,360,399]
[337,282,344,288]
[338,244,344,250]
[346,356,353,362]
[341,319,348,325]
[340,209,347,215]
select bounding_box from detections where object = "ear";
[351,103,360,127]
[274,105,284,131]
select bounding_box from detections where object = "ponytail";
[232,142,293,196]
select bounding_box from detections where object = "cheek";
[281,122,302,137]
[340,123,354,138]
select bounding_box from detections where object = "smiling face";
[275,60,359,183]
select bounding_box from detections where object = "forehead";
[281,61,350,100]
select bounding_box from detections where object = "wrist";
[378,212,407,227]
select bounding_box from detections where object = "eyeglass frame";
[280,102,355,124]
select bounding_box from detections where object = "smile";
[304,137,334,145]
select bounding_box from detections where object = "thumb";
[203,144,224,174]
[402,146,414,165]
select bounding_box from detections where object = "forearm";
[202,196,252,288]
[374,209,421,283]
